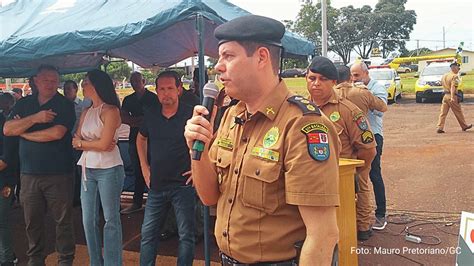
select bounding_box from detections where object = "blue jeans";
[369,134,386,218]
[81,166,125,266]
[0,185,14,264]
[140,185,196,266]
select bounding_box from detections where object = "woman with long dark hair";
[72,69,124,266]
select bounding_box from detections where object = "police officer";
[436,62,472,133]
[334,65,387,115]
[184,15,340,265]
[306,56,377,241]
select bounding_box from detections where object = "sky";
[229,0,474,53]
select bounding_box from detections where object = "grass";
[104,71,474,103]
[400,70,474,94]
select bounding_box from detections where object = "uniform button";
[218,158,222,163]
[223,231,228,237]
[228,198,233,204]
[234,168,239,175]
[242,137,248,142]
[255,169,260,176]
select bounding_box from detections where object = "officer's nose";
[215,60,225,74]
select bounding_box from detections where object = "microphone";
[191,81,220,160]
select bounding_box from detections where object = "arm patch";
[287,95,321,116]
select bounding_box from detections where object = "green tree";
[61,72,86,83]
[374,0,417,58]
[141,69,156,85]
[105,61,132,82]
[288,0,416,64]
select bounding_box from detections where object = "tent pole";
[196,13,211,266]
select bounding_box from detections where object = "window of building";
[462,56,469,64]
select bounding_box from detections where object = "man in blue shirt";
[351,62,388,231]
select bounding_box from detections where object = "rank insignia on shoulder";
[217,138,233,150]
[361,130,374,144]
[288,96,321,116]
[354,112,369,131]
[301,123,330,161]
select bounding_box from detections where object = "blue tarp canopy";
[0,0,315,77]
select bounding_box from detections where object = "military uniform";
[209,82,340,263]
[312,89,376,231]
[437,69,470,131]
[335,82,387,115]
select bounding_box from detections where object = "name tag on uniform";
[217,138,233,150]
[251,146,280,162]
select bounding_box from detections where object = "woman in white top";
[72,69,124,266]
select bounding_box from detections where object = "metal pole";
[443,26,446,49]
[196,13,211,266]
[321,0,328,56]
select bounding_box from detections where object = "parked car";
[397,64,418,73]
[397,65,412,73]
[281,68,305,78]
[414,60,464,103]
[368,65,402,103]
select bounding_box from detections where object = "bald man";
[351,62,388,231]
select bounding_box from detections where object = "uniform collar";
[315,88,340,108]
[230,81,289,122]
[334,82,352,90]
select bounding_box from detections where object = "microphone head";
[202,81,220,99]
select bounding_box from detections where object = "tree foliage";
[105,61,132,81]
[288,0,417,64]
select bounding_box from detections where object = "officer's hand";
[184,105,216,150]
[450,97,458,103]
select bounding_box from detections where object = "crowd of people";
[0,14,470,266]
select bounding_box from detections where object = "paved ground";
[10,94,474,265]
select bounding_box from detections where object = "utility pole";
[443,26,446,49]
[416,39,420,56]
[321,0,328,56]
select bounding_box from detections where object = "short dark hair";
[0,92,15,110]
[63,80,78,91]
[86,69,120,108]
[237,41,281,75]
[155,70,181,88]
[37,64,59,75]
[337,65,351,84]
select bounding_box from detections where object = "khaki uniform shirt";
[315,89,375,158]
[209,81,340,263]
[334,82,387,115]
[441,71,460,94]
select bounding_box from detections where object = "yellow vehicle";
[414,59,465,103]
[383,42,464,103]
[368,65,402,103]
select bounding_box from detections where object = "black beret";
[214,15,285,47]
[450,61,460,67]
[308,56,339,81]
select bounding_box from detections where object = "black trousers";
[20,173,75,266]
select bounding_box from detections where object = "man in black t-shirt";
[4,65,76,266]
[137,71,195,265]
[120,72,158,214]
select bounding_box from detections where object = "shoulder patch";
[287,95,321,116]
[301,123,330,161]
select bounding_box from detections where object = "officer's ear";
[255,46,271,69]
